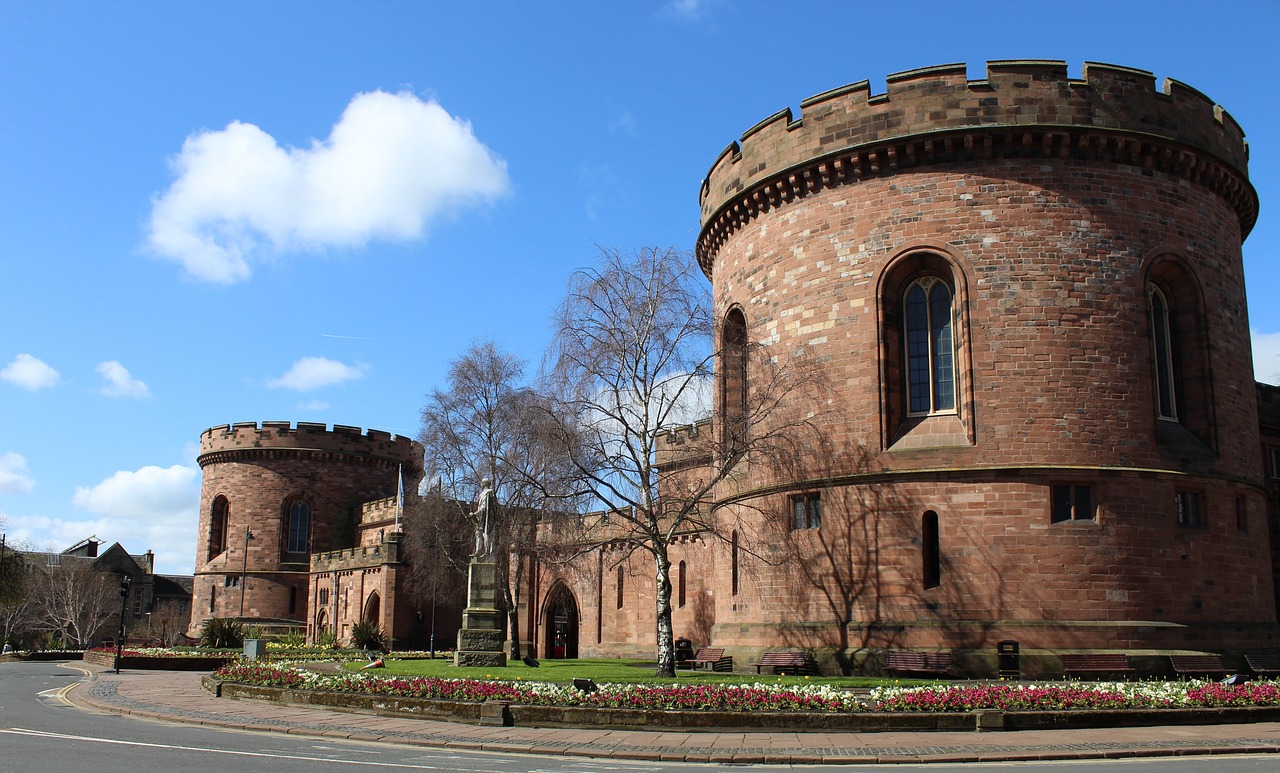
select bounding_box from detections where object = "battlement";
[656,418,714,470]
[697,60,1256,271]
[198,421,421,467]
[360,496,399,525]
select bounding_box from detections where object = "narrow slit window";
[922,512,941,590]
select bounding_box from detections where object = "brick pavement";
[64,663,1280,765]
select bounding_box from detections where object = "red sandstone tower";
[190,422,420,637]
[690,60,1270,672]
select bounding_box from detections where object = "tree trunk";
[653,545,675,677]
[504,552,523,660]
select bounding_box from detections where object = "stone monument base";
[454,559,507,668]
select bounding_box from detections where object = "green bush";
[315,630,339,650]
[349,619,387,652]
[200,617,245,649]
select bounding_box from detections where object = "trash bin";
[674,637,694,665]
[997,640,1020,679]
[244,638,267,660]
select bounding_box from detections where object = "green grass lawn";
[343,656,928,688]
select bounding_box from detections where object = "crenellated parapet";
[697,60,1257,274]
[311,540,399,572]
[360,496,400,526]
[198,421,421,470]
[656,418,713,471]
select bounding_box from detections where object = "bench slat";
[1061,654,1134,674]
[1169,654,1226,675]
[885,651,952,675]
[750,651,810,674]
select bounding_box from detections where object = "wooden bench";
[1246,652,1280,676]
[750,651,811,675]
[682,647,732,672]
[1169,654,1227,678]
[884,651,953,677]
[1060,653,1135,678]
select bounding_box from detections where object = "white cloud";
[64,464,201,574]
[96,360,152,399]
[0,452,34,494]
[1,353,60,391]
[1254,330,1280,386]
[268,356,366,392]
[147,90,510,284]
[297,400,331,411]
[662,0,720,20]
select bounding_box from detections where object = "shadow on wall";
[762,439,1007,675]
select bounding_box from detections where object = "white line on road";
[0,728,461,770]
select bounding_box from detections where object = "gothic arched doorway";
[363,592,381,623]
[541,583,579,659]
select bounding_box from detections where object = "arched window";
[208,496,229,561]
[678,560,687,608]
[1148,284,1177,420]
[616,565,625,610]
[1144,259,1213,449]
[880,252,971,450]
[731,530,740,596]
[905,277,955,415]
[721,308,749,448]
[922,511,941,590]
[286,500,310,554]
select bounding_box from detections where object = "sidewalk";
[67,663,1280,765]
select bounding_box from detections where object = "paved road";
[5,661,1280,770]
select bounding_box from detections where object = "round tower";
[698,60,1271,670]
[190,421,421,636]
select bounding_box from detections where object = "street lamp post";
[114,576,130,674]
[239,528,253,618]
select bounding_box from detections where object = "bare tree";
[412,341,572,660]
[0,534,35,648]
[542,246,821,676]
[31,561,118,649]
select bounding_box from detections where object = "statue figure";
[470,477,497,560]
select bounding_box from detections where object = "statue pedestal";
[454,559,507,668]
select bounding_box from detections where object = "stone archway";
[541,583,579,659]
[363,591,381,623]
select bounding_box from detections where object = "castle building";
[193,61,1275,675]
[521,60,1275,674]
[190,422,422,640]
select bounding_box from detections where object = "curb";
[63,668,1280,765]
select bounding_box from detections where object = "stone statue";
[470,477,497,560]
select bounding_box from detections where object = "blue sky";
[2,0,1278,574]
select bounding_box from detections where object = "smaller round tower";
[190,421,421,636]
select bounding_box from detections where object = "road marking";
[0,728,453,769]
[34,684,79,706]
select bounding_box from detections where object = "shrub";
[200,617,244,649]
[349,619,387,652]
[315,630,339,650]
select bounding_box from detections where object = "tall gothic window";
[1148,284,1177,420]
[905,277,955,415]
[286,500,310,554]
[722,308,749,448]
[208,496,229,561]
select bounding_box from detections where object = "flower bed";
[84,647,237,670]
[210,663,1280,732]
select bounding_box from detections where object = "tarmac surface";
[66,662,1280,765]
